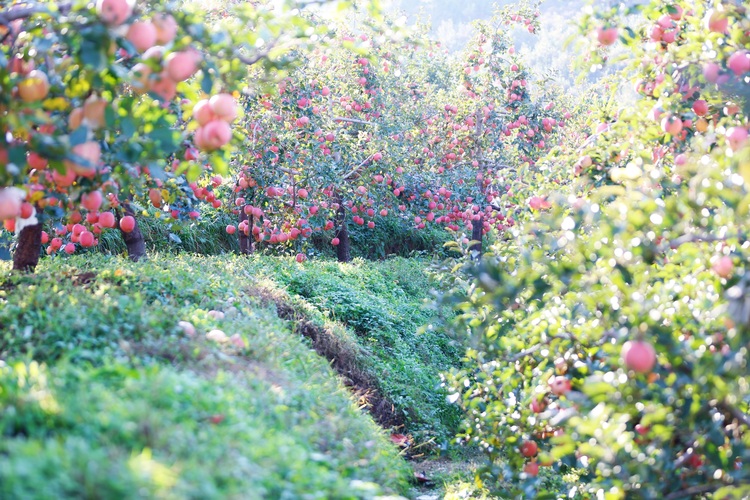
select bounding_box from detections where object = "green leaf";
[69,126,89,147]
[105,106,116,129]
[79,39,107,70]
[121,117,136,138]
[0,233,12,261]
[149,128,180,155]
[614,263,633,285]
[201,71,213,95]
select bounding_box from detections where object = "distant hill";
[383,0,590,88]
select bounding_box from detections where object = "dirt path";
[408,454,487,499]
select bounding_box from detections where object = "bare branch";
[664,484,719,500]
[509,343,544,362]
[0,3,69,25]
[277,166,296,175]
[236,40,278,66]
[718,400,750,428]
[342,154,374,181]
[507,333,571,363]
[333,116,375,126]
[666,233,734,250]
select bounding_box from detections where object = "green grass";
[310,216,454,260]
[236,256,465,444]
[92,204,453,260]
[0,254,413,499]
[95,207,240,256]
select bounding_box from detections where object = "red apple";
[728,51,750,76]
[705,9,728,34]
[530,397,547,413]
[64,141,100,177]
[712,255,734,278]
[661,115,683,136]
[120,215,136,233]
[126,21,157,52]
[520,441,538,457]
[165,49,201,82]
[621,340,657,373]
[99,211,116,228]
[726,127,748,152]
[79,231,95,248]
[523,461,539,477]
[0,187,25,220]
[209,93,238,123]
[18,70,50,102]
[149,72,177,100]
[549,376,571,395]
[81,191,103,212]
[152,13,178,45]
[96,0,134,26]
[692,99,708,116]
[194,120,232,151]
[597,26,618,46]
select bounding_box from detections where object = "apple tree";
[396,3,569,256]
[0,0,376,270]
[441,1,750,498]
[222,16,444,262]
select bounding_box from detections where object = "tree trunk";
[469,213,484,258]
[119,203,146,262]
[12,220,42,272]
[239,211,253,255]
[334,196,351,263]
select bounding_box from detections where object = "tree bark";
[469,213,484,258]
[12,220,42,272]
[334,195,351,263]
[118,203,146,262]
[239,210,253,255]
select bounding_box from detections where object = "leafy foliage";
[441,0,750,498]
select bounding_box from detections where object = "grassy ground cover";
[0,254,414,498]
[0,253,462,498]
[93,205,452,261]
[240,256,464,444]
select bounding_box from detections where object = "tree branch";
[277,166,297,176]
[333,116,375,126]
[664,484,719,500]
[666,233,733,250]
[236,40,277,66]
[342,154,373,181]
[506,333,573,363]
[717,400,750,428]
[509,343,543,362]
[0,2,71,25]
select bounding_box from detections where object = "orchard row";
[0,0,567,268]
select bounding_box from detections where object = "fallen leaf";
[390,433,409,447]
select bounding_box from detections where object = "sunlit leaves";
[439,0,750,497]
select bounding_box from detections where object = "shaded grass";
[236,256,465,446]
[92,205,452,260]
[96,207,240,257]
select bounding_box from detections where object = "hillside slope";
[0,254,460,498]
[385,0,588,87]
